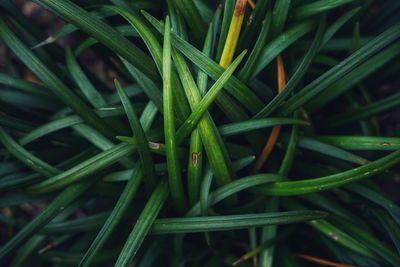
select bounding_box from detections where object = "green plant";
[0,0,399,266]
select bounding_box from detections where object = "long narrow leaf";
[114,79,156,192]
[115,182,169,267]
[0,17,114,138]
[151,211,327,234]
[162,17,187,213]
[261,150,400,195]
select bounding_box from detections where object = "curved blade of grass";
[260,17,325,118]
[42,212,109,234]
[252,20,315,78]
[41,250,117,265]
[102,156,251,184]
[71,126,134,168]
[175,50,246,142]
[74,24,139,55]
[187,128,202,206]
[0,17,114,138]
[278,114,299,177]
[200,167,213,217]
[162,17,187,213]
[347,184,400,226]
[150,211,327,234]
[116,139,183,157]
[233,229,284,266]
[115,181,169,267]
[114,79,156,192]
[0,127,60,177]
[0,181,91,259]
[342,88,378,137]
[261,150,400,195]
[192,2,213,23]
[0,173,42,192]
[322,7,361,47]
[26,172,264,231]
[134,237,167,267]
[27,143,137,193]
[174,0,206,43]
[292,0,356,20]
[350,21,361,53]
[253,18,325,119]
[187,24,213,206]
[0,161,23,177]
[139,101,158,133]
[0,90,59,112]
[332,217,400,265]
[0,114,36,132]
[369,207,400,254]
[0,73,55,100]
[238,11,271,83]
[78,168,143,267]
[315,136,400,151]
[172,47,236,194]
[0,88,60,112]
[31,7,116,49]
[279,23,400,116]
[306,43,400,112]
[283,200,378,261]
[301,193,361,224]
[106,85,145,105]
[171,45,246,193]
[36,178,301,236]
[199,166,213,244]
[66,47,107,108]
[9,235,46,267]
[141,10,264,115]
[0,148,100,191]
[33,0,158,82]
[188,174,281,216]
[305,37,372,52]
[369,0,400,29]
[167,0,188,40]
[19,107,125,146]
[120,58,163,112]
[103,163,166,183]
[237,0,270,53]
[106,6,190,122]
[72,124,113,151]
[218,118,309,137]
[8,15,62,73]
[258,199,278,267]
[323,93,400,127]
[271,0,291,38]
[297,137,369,165]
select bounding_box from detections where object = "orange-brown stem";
[254,55,286,172]
[248,0,256,9]
[296,253,358,267]
[253,126,281,171]
[277,55,286,91]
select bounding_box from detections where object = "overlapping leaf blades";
[0,1,399,266]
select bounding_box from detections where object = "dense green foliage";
[0,0,399,266]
